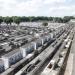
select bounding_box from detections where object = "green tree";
[3,16,13,32]
[9,17,13,25]
[13,16,21,30]
[42,22,48,27]
[0,16,3,25]
[13,16,21,25]
[63,16,75,23]
[20,16,30,22]
[4,17,10,25]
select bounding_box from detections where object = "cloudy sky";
[0,0,75,17]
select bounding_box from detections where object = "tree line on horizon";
[0,16,75,25]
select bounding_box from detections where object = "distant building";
[70,19,75,22]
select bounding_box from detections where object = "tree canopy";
[0,16,3,24]
[0,16,74,25]
[13,16,21,24]
[42,22,48,27]
[3,17,13,25]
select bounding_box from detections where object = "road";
[70,32,75,75]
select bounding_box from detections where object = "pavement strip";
[64,53,73,75]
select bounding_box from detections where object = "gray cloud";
[0,0,75,16]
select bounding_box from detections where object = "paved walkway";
[70,32,75,75]
[64,53,73,75]
[64,29,75,75]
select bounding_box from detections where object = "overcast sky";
[0,0,75,17]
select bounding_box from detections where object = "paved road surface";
[70,32,75,75]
